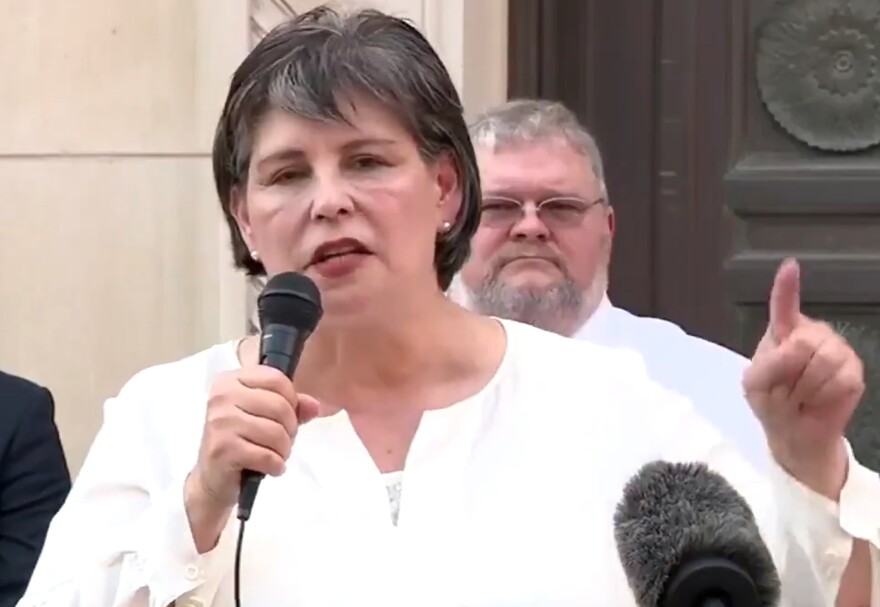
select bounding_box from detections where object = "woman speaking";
[17,6,877,606]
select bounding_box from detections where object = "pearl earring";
[250,250,259,261]
[439,221,452,233]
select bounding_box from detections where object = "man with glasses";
[451,98,768,470]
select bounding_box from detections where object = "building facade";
[3,0,877,473]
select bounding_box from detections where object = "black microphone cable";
[233,508,248,607]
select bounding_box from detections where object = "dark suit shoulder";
[0,371,70,604]
[0,370,50,400]
[0,371,56,459]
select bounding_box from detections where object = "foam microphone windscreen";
[613,461,781,607]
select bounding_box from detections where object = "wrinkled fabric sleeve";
[15,378,235,607]
[766,441,880,607]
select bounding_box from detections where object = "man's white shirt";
[17,320,880,606]
[574,295,769,471]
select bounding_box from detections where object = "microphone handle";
[237,324,310,521]
[663,557,757,607]
[259,323,310,376]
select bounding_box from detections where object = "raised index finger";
[768,257,801,343]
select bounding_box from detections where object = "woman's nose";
[310,175,355,221]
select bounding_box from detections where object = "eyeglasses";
[480,195,606,229]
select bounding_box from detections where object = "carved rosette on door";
[245,0,297,335]
[756,0,880,153]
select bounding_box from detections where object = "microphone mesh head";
[257,272,323,331]
[613,461,781,607]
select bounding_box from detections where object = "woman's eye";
[272,169,306,183]
[351,156,384,170]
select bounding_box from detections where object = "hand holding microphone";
[185,368,320,546]
[184,272,323,553]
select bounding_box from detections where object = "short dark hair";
[212,6,480,291]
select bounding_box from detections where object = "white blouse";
[16,320,880,606]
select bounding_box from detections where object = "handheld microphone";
[236,272,323,522]
[613,461,781,607]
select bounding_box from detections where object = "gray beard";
[469,274,584,334]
